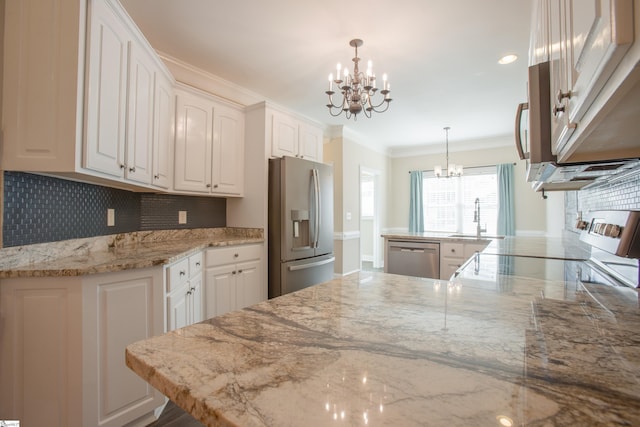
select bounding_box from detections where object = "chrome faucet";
[473,198,486,238]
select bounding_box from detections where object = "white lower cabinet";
[204,244,264,318]
[166,252,204,331]
[439,241,490,280]
[0,267,165,427]
[440,242,465,280]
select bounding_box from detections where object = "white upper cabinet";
[530,0,639,162]
[271,110,323,162]
[2,0,85,173]
[124,42,156,184]
[298,123,324,161]
[212,103,245,195]
[152,71,174,189]
[271,111,300,158]
[174,88,213,193]
[173,85,244,196]
[2,0,175,191]
[84,0,130,177]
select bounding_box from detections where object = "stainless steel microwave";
[515,61,639,192]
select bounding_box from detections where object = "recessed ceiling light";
[498,54,518,65]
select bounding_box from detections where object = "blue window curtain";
[497,163,515,236]
[409,170,424,232]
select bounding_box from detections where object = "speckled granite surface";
[126,236,639,427]
[0,228,263,278]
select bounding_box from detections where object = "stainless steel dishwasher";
[385,240,440,278]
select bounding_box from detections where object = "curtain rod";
[409,162,516,173]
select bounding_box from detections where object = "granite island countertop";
[126,235,640,426]
[382,231,592,260]
[0,227,263,279]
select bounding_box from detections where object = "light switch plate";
[346,212,352,220]
[178,210,187,224]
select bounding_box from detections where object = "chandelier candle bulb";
[328,73,333,91]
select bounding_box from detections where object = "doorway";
[360,167,382,271]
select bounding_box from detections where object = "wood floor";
[147,400,204,427]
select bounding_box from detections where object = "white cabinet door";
[205,265,237,318]
[167,284,190,331]
[190,272,204,324]
[174,89,213,193]
[0,277,83,426]
[298,123,323,162]
[545,0,633,155]
[236,259,262,309]
[125,42,155,185]
[212,103,244,195]
[1,0,84,172]
[84,0,129,177]
[271,111,299,158]
[152,71,174,189]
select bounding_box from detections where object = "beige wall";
[389,136,549,235]
[324,129,391,275]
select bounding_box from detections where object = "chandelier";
[434,127,463,177]
[325,39,392,120]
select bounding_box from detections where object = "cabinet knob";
[154,174,159,179]
[206,184,211,188]
[196,262,201,267]
[234,253,239,258]
[180,270,186,276]
[451,248,456,253]
[556,89,571,103]
[187,290,192,296]
[553,104,565,117]
[190,287,195,292]
[129,167,136,172]
[232,270,237,275]
[238,269,243,274]
[120,164,126,169]
[213,184,219,189]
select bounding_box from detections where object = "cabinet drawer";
[166,258,189,292]
[205,244,262,268]
[441,243,464,258]
[189,252,203,276]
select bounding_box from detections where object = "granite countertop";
[0,227,263,279]
[126,235,639,426]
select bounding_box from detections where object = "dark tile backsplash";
[565,167,640,232]
[3,172,226,247]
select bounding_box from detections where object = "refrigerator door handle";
[312,168,321,248]
[288,257,336,271]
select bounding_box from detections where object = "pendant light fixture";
[325,39,392,120]
[434,127,463,178]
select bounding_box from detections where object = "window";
[423,167,498,235]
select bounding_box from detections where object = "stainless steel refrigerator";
[268,156,334,298]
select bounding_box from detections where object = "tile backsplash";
[3,172,226,247]
[565,167,640,232]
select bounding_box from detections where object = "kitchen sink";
[448,234,505,240]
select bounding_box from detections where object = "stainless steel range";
[577,210,640,288]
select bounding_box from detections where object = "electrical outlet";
[107,209,115,227]
[346,212,352,220]
[178,210,187,224]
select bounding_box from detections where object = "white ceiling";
[119,0,532,156]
